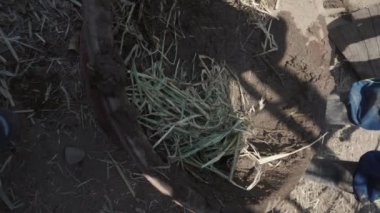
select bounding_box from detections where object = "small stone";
[65,147,85,165]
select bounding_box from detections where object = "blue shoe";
[353,151,380,203]
[349,79,380,130]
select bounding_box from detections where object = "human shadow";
[161,0,340,211]
[136,0,356,211]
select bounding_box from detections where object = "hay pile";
[126,53,246,180]
[114,0,260,189]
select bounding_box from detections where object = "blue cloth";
[349,79,380,130]
[0,111,12,145]
[353,151,380,202]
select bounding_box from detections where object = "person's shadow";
[157,0,344,211]
[142,1,380,211]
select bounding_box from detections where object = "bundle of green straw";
[126,55,245,176]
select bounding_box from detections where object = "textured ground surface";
[272,0,380,212]
[2,0,380,212]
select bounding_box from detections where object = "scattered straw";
[34,33,46,44]
[101,195,114,213]
[0,155,13,174]
[254,19,278,57]
[14,109,34,114]
[0,28,19,63]
[44,83,52,102]
[68,0,82,7]
[239,0,275,18]
[75,178,94,188]
[247,133,328,165]
[126,52,247,187]
[0,56,7,64]
[108,153,135,197]
[0,179,23,210]
[0,79,15,107]
[275,0,281,10]
[60,84,71,110]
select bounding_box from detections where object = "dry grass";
[108,152,136,197]
[1,0,323,203]
[0,0,89,211]
[114,0,260,189]
[231,0,278,56]
[0,0,95,130]
[239,0,274,17]
[0,155,23,210]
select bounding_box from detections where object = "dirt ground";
[271,0,380,212]
[0,1,177,212]
[1,0,379,212]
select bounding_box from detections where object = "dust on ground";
[0,0,364,212]
[272,0,380,212]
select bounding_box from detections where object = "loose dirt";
[273,0,380,212]
[0,0,354,212]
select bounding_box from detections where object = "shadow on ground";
[145,0,341,211]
